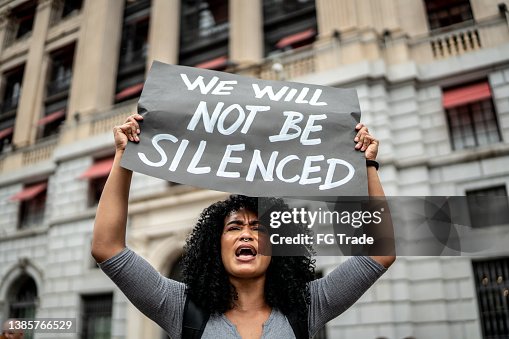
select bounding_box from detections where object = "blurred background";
[0,0,508,338]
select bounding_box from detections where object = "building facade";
[0,0,508,338]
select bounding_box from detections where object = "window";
[443,81,502,150]
[0,126,14,153]
[7,274,38,339]
[61,0,83,18]
[10,182,48,229]
[115,0,150,103]
[0,65,23,152]
[179,0,229,67]
[472,257,509,338]
[263,0,317,55]
[8,274,38,319]
[79,157,114,207]
[425,0,474,31]
[5,1,37,45]
[467,185,509,228]
[39,44,75,138]
[81,293,113,339]
[1,65,24,114]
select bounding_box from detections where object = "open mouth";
[235,244,257,257]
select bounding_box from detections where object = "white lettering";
[138,134,177,167]
[217,144,245,178]
[180,74,219,94]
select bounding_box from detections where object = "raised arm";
[91,114,143,263]
[354,123,396,268]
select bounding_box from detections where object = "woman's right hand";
[113,114,143,151]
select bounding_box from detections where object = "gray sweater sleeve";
[308,256,387,337]
[98,247,186,339]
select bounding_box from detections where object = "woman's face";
[221,208,271,280]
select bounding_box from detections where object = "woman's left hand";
[354,123,378,161]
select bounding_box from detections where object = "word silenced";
[138,136,353,189]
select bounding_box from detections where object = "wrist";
[366,159,379,170]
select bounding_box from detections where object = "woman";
[91,114,395,339]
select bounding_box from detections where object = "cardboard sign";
[120,61,366,196]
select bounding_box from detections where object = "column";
[13,0,53,148]
[66,0,124,118]
[229,0,263,65]
[316,0,359,36]
[147,0,180,68]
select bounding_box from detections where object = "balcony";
[430,27,481,58]
[0,134,58,174]
[89,99,138,136]
[239,44,318,81]
[409,14,509,62]
[235,12,509,82]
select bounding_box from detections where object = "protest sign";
[120,61,366,196]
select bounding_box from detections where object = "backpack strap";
[287,309,309,339]
[182,296,210,339]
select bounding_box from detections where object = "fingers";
[120,114,143,142]
[354,123,378,152]
[354,123,368,143]
[361,134,373,152]
[355,129,369,149]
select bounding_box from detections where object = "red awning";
[115,83,144,101]
[276,28,316,49]
[195,56,229,70]
[443,82,492,109]
[10,182,47,201]
[0,126,13,139]
[37,109,66,126]
[79,157,114,180]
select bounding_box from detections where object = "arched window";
[6,274,38,339]
[8,274,38,319]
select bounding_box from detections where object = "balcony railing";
[22,135,58,166]
[89,99,138,136]
[237,43,319,81]
[429,26,481,58]
[409,15,509,61]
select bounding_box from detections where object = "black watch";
[366,160,379,170]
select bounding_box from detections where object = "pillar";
[147,0,180,69]
[67,0,125,118]
[229,0,263,65]
[13,0,53,148]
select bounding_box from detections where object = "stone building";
[0,0,508,338]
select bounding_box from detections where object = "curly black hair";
[182,195,315,319]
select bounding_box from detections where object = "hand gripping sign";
[120,61,367,197]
